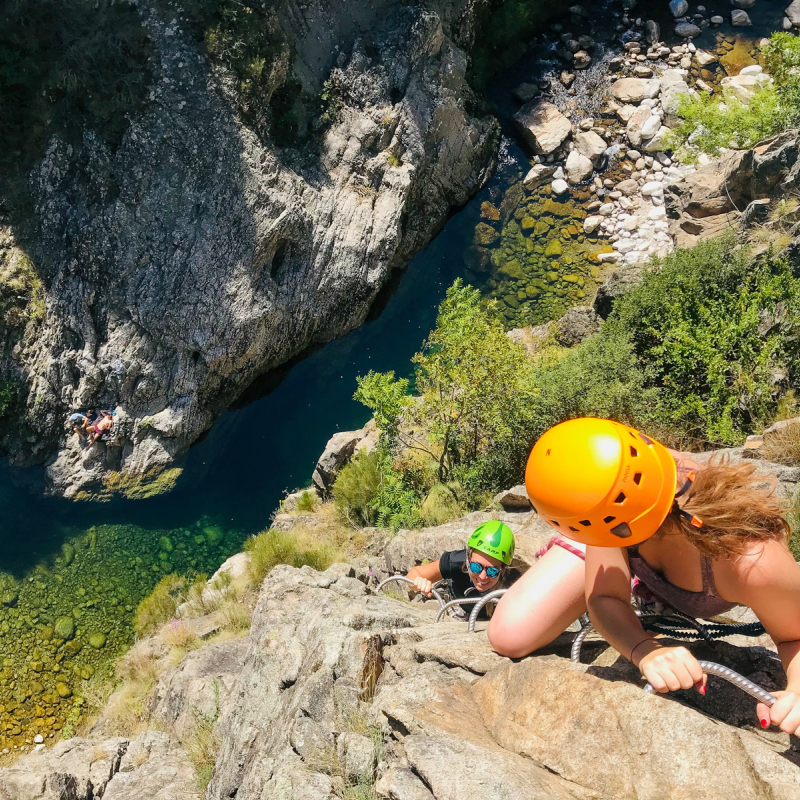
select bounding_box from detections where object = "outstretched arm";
[407,560,443,598]
[585,545,705,693]
[716,538,800,734]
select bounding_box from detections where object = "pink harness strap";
[535,536,586,562]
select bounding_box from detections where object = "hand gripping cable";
[375,575,446,609]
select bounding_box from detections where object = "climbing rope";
[645,660,776,707]
[375,576,446,609]
[571,613,766,663]
[467,589,508,632]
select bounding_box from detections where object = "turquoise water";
[0,141,541,744]
[0,139,538,576]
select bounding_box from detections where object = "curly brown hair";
[657,456,791,557]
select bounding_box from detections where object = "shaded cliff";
[0,0,519,498]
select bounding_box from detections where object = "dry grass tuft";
[760,421,800,466]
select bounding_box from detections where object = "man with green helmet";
[406,520,519,617]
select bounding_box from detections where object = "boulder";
[669,0,689,16]
[337,732,376,782]
[551,178,570,195]
[788,0,800,27]
[555,306,602,347]
[573,50,592,69]
[732,0,756,7]
[512,100,573,155]
[312,419,377,495]
[616,178,640,195]
[626,106,653,147]
[612,77,649,103]
[661,81,695,127]
[731,9,752,25]
[583,215,604,233]
[574,130,607,161]
[641,126,671,153]
[511,82,540,104]
[641,181,665,196]
[640,113,662,141]
[522,164,557,190]
[616,104,638,123]
[695,49,718,67]
[565,149,594,183]
[675,22,702,37]
[593,262,645,317]
[721,74,760,105]
[493,485,532,510]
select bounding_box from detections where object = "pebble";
[551,179,569,195]
[34,734,44,744]
[641,181,664,196]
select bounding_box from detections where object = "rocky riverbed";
[467,0,792,330]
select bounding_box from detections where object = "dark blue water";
[0,139,529,576]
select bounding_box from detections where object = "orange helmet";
[525,418,677,547]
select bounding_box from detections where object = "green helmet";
[468,521,515,565]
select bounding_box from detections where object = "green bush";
[608,236,800,445]
[0,381,17,419]
[333,449,382,527]
[360,237,800,509]
[133,575,186,637]
[667,83,786,160]
[244,528,340,585]
[420,482,464,527]
[669,32,800,158]
[295,490,319,513]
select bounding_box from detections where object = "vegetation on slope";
[668,33,800,159]
[334,236,800,528]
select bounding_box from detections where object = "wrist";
[630,637,662,667]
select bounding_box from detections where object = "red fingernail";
[700,685,706,695]
[761,719,769,729]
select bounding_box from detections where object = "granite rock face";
[0,732,199,800]
[2,0,498,498]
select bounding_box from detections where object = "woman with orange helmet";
[488,417,800,736]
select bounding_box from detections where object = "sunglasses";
[468,562,501,579]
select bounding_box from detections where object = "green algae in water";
[0,519,245,747]
[470,179,610,329]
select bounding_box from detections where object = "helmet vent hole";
[640,434,654,445]
[568,526,579,532]
[630,446,638,457]
[610,522,633,539]
[579,520,591,527]
[550,520,559,526]
[633,472,642,485]
[614,492,626,504]
[603,515,616,524]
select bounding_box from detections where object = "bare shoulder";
[715,538,800,596]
